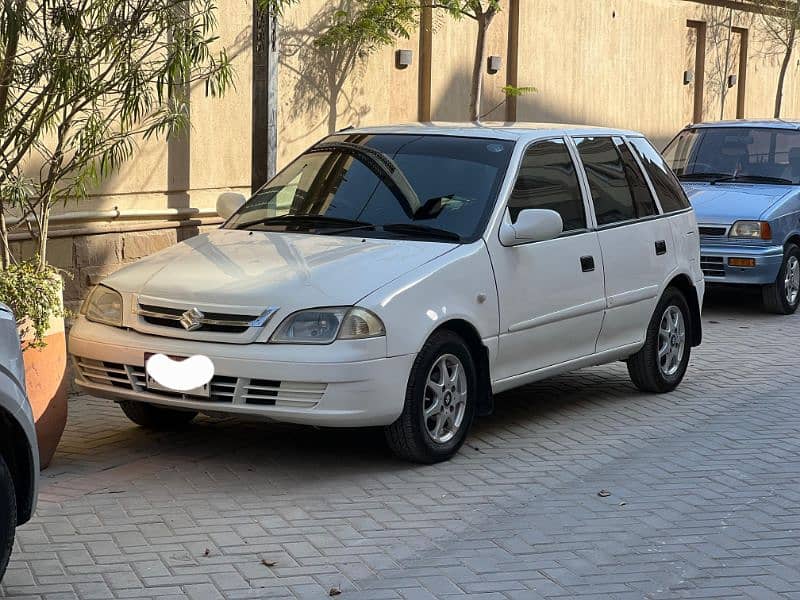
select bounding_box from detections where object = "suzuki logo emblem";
[180,307,205,331]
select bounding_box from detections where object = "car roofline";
[687,119,800,131]
[336,122,645,142]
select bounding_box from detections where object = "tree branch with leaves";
[0,0,235,272]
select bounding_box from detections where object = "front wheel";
[385,331,477,464]
[119,401,197,429]
[762,244,800,315]
[627,288,692,393]
[0,454,17,582]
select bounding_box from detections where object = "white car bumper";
[69,318,414,427]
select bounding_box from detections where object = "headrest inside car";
[720,144,748,157]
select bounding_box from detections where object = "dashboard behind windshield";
[663,126,800,184]
[224,133,515,242]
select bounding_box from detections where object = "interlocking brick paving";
[3,291,800,599]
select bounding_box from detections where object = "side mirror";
[216,192,247,220]
[499,208,563,246]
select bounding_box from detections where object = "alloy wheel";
[657,305,686,377]
[785,255,800,306]
[423,354,467,444]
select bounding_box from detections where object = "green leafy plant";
[0,261,64,350]
[0,0,235,347]
[0,0,235,273]
[480,84,537,120]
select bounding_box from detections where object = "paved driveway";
[2,291,800,600]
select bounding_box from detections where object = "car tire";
[0,454,17,583]
[119,401,197,429]
[627,287,692,394]
[762,244,800,315]
[385,331,477,464]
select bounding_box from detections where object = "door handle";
[580,256,595,272]
[655,240,667,255]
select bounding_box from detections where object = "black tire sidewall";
[407,334,477,461]
[648,289,692,389]
[776,245,800,314]
[0,455,17,582]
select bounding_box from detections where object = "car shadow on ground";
[53,291,757,480]
[54,365,639,486]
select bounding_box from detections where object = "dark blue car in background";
[664,120,800,314]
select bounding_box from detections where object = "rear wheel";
[385,331,477,464]
[0,454,17,582]
[627,287,692,393]
[119,401,197,429]
[762,244,800,315]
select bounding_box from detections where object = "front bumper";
[700,242,783,285]
[69,318,414,427]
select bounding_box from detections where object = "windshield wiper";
[677,172,729,181]
[235,214,374,231]
[710,174,794,185]
[381,223,461,242]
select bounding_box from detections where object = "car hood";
[102,229,456,313]
[683,182,793,225]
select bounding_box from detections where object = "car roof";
[340,121,644,141]
[689,119,800,131]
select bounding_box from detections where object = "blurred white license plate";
[144,353,211,398]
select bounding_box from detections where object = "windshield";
[224,134,515,242]
[663,126,800,185]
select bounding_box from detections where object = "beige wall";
[511,0,800,149]
[51,0,800,212]
[277,0,421,166]
[53,1,253,216]
[22,0,800,314]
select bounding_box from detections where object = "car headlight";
[729,220,772,240]
[82,285,123,327]
[270,307,385,344]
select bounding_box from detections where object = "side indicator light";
[729,258,756,268]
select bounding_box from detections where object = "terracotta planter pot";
[20,279,68,470]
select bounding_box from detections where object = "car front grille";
[137,303,264,334]
[698,226,728,237]
[74,358,326,409]
[700,255,725,277]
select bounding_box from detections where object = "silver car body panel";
[0,303,39,524]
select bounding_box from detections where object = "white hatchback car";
[69,123,704,463]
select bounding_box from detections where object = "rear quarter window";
[628,137,691,213]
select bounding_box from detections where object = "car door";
[489,138,607,382]
[573,136,678,352]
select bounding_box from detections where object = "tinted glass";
[575,137,636,226]
[225,134,515,242]
[508,139,586,231]
[631,136,691,212]
[663,127,800,186]
[614,137,658,218]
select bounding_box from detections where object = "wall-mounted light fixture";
[395,49,413,69]
[487,55,502,74]
[727,74,738,88]
[683,70,694,85]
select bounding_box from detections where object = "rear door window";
[614,137,658,218]
[574,136,637,226]
[629,137,691,213]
